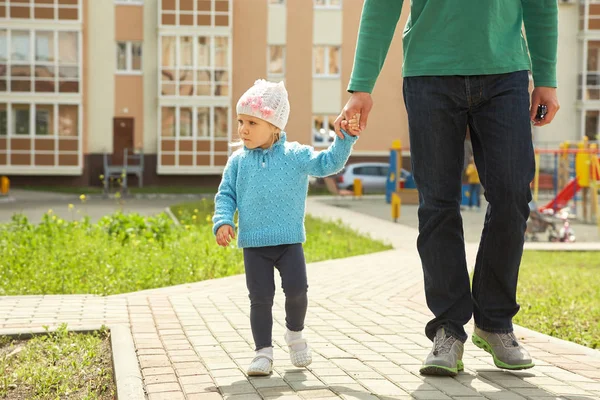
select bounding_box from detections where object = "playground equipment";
[386,140,418,222]
[532,137,600,232]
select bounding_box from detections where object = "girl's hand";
[216,225,235,247]
[346,113,361,136]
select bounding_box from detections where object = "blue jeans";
[403,71,534,342]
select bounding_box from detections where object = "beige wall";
[341,0,409,154]
[313,79,342,114]
[535,4,579,144]
[232,0,268,142]
[286,0,313,144]
[116,5,144,41]
[114,76,144,148]
[86,0,115,154]
[267,3,286,45]
[82,0,88,154]
[115,5,145,150]
[143,0,159,154]
[313,9,342,45]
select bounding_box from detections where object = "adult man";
[336,0,559,376]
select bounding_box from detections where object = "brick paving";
[1,198,599,400]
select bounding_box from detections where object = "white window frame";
[267,45,285,80]
[312,114,337,147]
[314,0,342,9]
[158,33,230,98]
[0,28,82,95]
[313,45,341,78]
[0,101,82,169]
[269,0,286,4]
[116,41,143,74]
[158,105,231,168]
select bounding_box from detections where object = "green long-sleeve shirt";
[348,0,558,93]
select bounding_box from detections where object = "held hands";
[216,224,235,247]
[531,87,559,127]
[334,92,374,139]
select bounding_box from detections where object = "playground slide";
[540,178,580,211]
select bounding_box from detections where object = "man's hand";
[531,87,559,127]
[216,225,235,247]
[334,92,373,138]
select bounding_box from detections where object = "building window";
[2,103,78,137]
[0,104,6,136]
[35,104,54,136]
[269,0,285,4]
[0,28,80,94]
[314,0,341,8]
[117,41,142,73]
[13,104,30,135]
[267,45,285,79]
[160,105,228,139]
[585,110,599,141]
[160,34,230,98]
[159,105,230,168]
[313,46,340,77]
[59,105,78,137]
[0,102,81,168]
[160,0,230,28]
[312,115,336,147]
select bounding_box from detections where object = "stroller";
[525,201,558,242]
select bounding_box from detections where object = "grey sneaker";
[472,327,534,370]
[420,327,464,376]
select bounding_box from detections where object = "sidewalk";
[1,198,599,400]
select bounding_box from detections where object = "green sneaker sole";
[420,360,464,376]
[472,333,535,370]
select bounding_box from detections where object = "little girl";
[212,79,358,376]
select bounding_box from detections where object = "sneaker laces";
[499,332,519,348]
[433,330,456,356]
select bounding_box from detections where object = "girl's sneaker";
[247,355,273,376]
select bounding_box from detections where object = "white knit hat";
[236,79,290,130]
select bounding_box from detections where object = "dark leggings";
[243,244,308,351]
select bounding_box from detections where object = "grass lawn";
[171,199,391,263]
[0,200,391,296]
[15,185,218,195]
[515,251,600,349]
[0,325,114,399]
[13,183,357,196]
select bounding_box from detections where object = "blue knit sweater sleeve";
[212,152,239,235]
[295,131,358,177]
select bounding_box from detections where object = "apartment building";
[0,0,584,186]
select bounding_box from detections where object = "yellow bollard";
[0,176,9,195]
[391,192,401,222]
[353,178,363,198]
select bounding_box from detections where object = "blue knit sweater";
[212,131,358,248]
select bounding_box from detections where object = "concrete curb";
[110,325,146,400]
[0,195,15,203]
[0,324,146,400]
